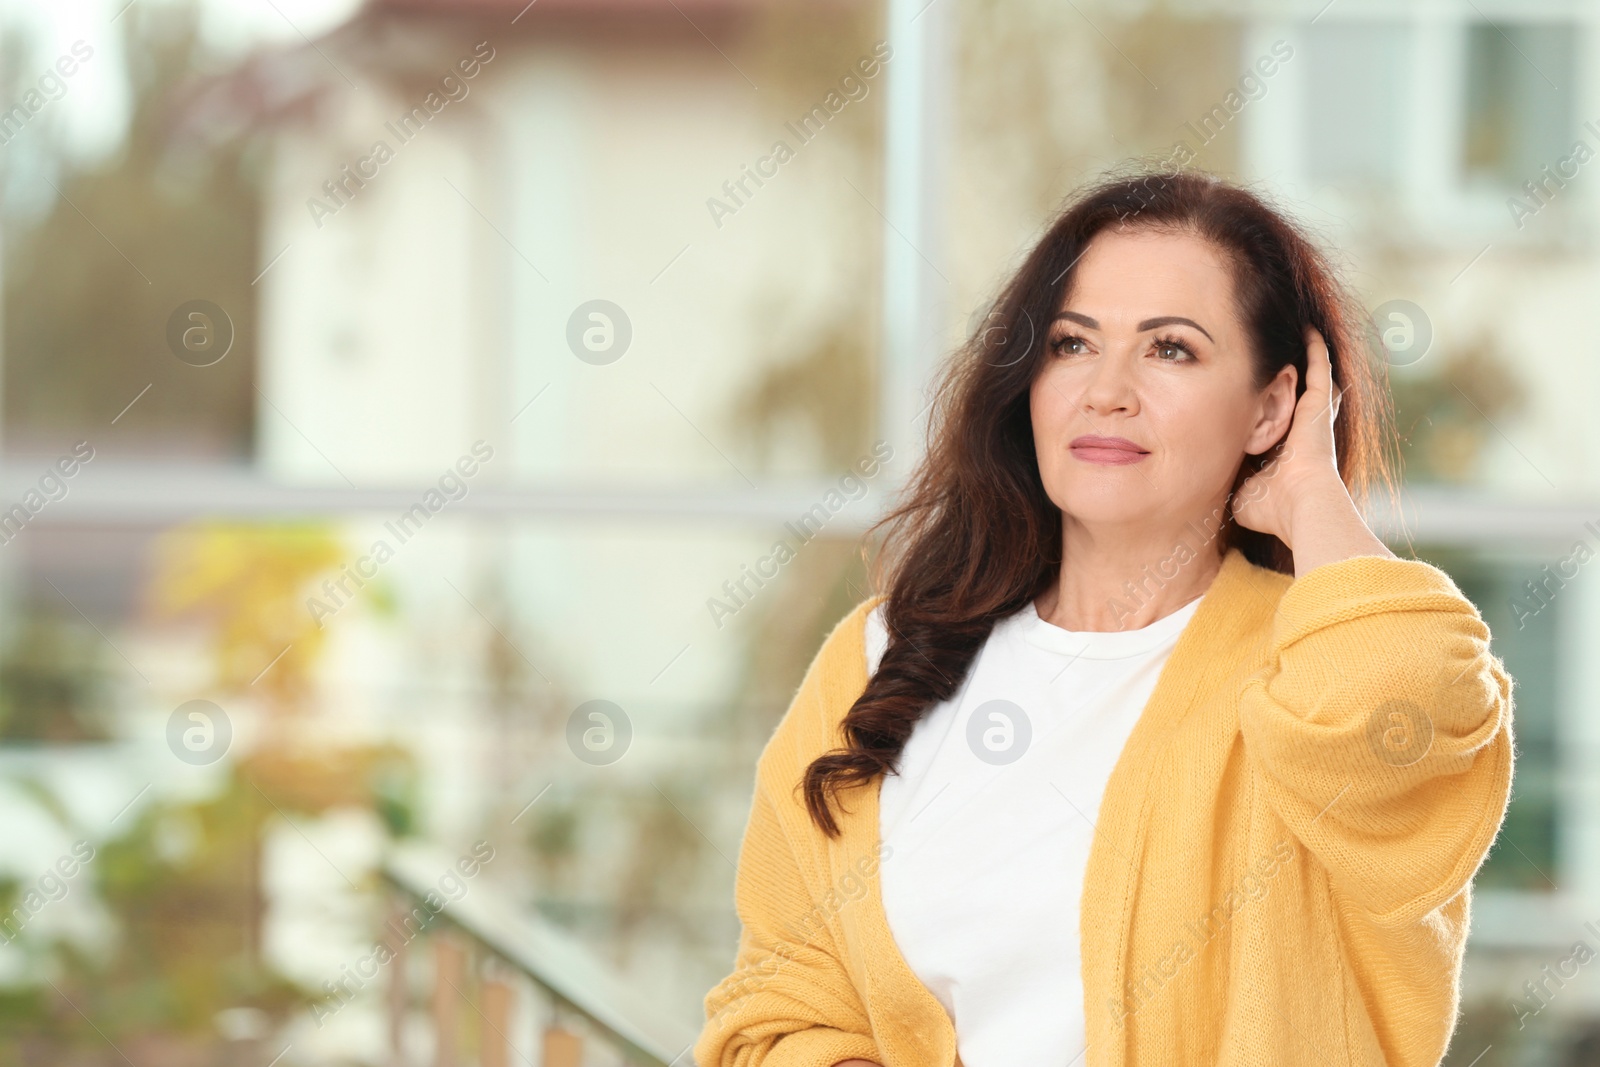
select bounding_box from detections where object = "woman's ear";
[1245,363,1298,455]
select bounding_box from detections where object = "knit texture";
[695,546,1515,1067]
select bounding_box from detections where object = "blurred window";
[1448,553,1559,892]
[1302,22,1411,187]
[1461,21,1578,190]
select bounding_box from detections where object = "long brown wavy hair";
[800,168,1400,837]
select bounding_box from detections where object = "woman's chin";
[1057,506,1163,534]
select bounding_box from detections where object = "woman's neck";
[1035,540,1224,633]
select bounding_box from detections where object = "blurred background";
[0,0,1589,1063]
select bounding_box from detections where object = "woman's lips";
[1069,435,1149,465]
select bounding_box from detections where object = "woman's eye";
[1155,341,1189,361]
[1053,335,1087,355]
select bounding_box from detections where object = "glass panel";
[0,513,871,1056]
[1424,547,1558,892]
[7,0,1600,1061]
[1462,21,1578,190]
[1302,22,1411,187]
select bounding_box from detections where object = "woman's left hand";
[1233,325,1395,576]
[1232,325,1345,549]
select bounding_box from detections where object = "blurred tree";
[1389,335,1529,484]
[0,519,422,1062]
[146,519,343,715]
[723,2,884,475]
[0,610,113,742]
[68,779,302,1061]
[145,519,421,831]
[2,0,260,457]
[727,295,877,474]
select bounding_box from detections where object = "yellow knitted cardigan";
[695,547,1515,1067]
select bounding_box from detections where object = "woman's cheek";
[1027,387,1068,499]
[1030,371,1074,442]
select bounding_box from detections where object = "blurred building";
[2,0,1599,1063]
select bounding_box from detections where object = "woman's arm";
[695,776,884,1067]
[1279,478,1394,577]
[1233,325,1514,922]
[1236,552,1514,923]
[695,601,896,1067]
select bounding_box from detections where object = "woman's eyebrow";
[1054,311,1099,329]
[1052,311,1214,343]
[1138,315,1214,342]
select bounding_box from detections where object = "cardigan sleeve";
[1237,553,1515,926]
[693,775,882,1067]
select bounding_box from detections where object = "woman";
[694,170,1514,1067]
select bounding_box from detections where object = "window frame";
[1240,0,1600,248]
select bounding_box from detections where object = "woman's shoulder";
[755,595,884,789]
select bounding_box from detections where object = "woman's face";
[1028,226,1296,548]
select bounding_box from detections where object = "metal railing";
[381,844,699,1067]
[12,458,1600,549]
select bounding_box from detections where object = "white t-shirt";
[865,592,1204,1067]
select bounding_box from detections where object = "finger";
[1303,325,1335,417]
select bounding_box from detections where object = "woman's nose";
[1080,349,1137,415]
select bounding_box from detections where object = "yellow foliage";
[146,520,345,714]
